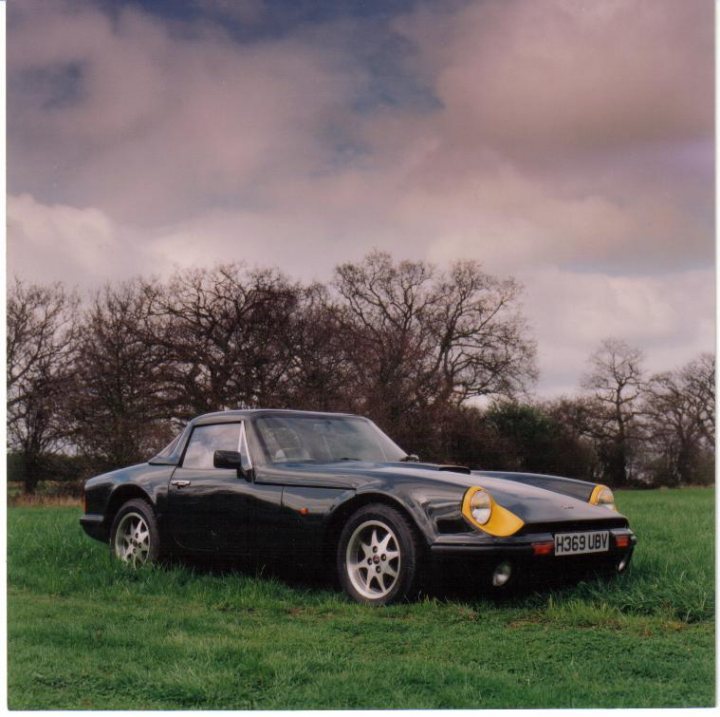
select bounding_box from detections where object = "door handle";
[171,479,191,488]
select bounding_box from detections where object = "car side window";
[182,423,242,469]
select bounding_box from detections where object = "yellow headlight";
[590,485,616,512]
[462,486,525,536]
[469,489,492,525]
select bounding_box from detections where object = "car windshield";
[253,415,407,464]
[153,429,185,460]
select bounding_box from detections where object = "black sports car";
[81,409,636,604]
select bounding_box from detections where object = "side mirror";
[213,450,251,479]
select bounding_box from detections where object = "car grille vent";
[437,465,472,475]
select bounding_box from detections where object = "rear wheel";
[337,504,423,605]
[110,499,161,566]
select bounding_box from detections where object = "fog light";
[492,561,512,587]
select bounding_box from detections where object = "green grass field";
[7,487,715,709]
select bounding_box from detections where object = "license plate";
[554,531,609,556]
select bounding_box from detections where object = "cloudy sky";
[7,0,715,396]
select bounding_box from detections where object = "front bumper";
[430,528,636,587]
[80,513,107,542]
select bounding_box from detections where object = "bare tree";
[70,281,174,471]
[681,353,715,445]
[581,338,645,486]
[147,264,303,416]
[282,283,355,412]
[7,279,79,493]
[333,252,437,428]
[642,354,715,486]
[333,251,537,447]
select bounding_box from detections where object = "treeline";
[6,252,714,493]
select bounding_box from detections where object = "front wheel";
[110,499,161,566]
[337,504,423,605]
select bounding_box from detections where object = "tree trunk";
[22,453,42,495]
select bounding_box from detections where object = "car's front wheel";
[110,498,161,566]
[337,504,423,605]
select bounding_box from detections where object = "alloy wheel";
[345,519,402,600]
[113,511,151,566]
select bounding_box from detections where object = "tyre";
[337,503,424,605]
[109,498,161,566]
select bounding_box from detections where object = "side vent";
[438,465,471,475]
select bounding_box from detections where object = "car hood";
[278,460,625,525]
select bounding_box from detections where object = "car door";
[168,421,281,555]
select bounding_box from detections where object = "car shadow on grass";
[161,552,621,607]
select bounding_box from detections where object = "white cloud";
[7,194,143,286]
[524,267,716,396]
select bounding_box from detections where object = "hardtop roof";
[192,408,362,425]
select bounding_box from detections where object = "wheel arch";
[323,491,429,564]
[105,484,155,539]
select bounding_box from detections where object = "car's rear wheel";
[337,504,423,605]
[110,499,160,566]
